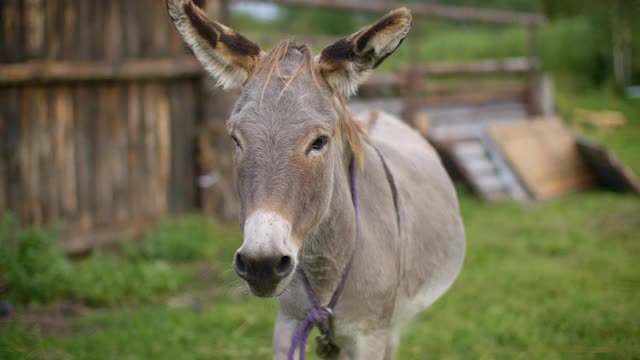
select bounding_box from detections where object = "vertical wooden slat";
[95,85,115,226]
[105,0,123,61]
[138,0,153,57]
[73,84,92,231]
[89,0,105,60]
[3,89,21,215]
[123,0,142,58]
[42,86,60,224]
[111,84,129,223]
[54,87,77,220]
[77,0,91,61]
[127,83,143,220]
[526,25,540,115]
[24,0,46,60]
[60,0,77,60]
[19,88,41,224]
[157,85,171,215]
[44,0,61,59]
[169,81,197,213]
[142,83,159,217]
[151,0,170,57]
[0,89,6,212]
[1,0,21,62]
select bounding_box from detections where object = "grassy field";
[2,188,639,359]
[2,14,640,360]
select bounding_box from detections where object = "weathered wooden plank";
[73,84,93,231]
[0,57,202,84]
[416,89,527,107]
[60,0,77,59]
[1,0,24,63]
[19,87,45,224]
[142,83,159,217]
[77,0,91,60]
[156,84,171,215]
[3,88,21,214]
[127,83,143,219]
[43,86,60,224]
[169,81,197,213]
[0,89,6,212]
[94,85,116,226]
[53,86,77,219]
[24,0,46,60]
[89,0,105,60]
[490,118,594,199]
[137,0,153,57]
[576,138,640,193]
[105,0,123,61]
[151,0,170,57]
[123,0,142,58]
[109,84,129,223]
[44,0,61,59]
[412,58,538,77]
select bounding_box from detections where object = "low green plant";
[0,213,190,306]
[0,213,72,304]
[134,215,239,263]
[69,253,187,306]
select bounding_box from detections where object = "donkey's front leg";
[339,329,389,360]
[273,310,299,360]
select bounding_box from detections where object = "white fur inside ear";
[168,1,262,90]
[173,18,248,89]
[318,8,412,98]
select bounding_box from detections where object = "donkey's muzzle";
[234,252,294,290]
[235,211,297,297]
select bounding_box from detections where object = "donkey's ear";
[167,0,264,89]
[318,7,412,97]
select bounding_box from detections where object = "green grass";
[1,189,638,359]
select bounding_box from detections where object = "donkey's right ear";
[167,0,264,89]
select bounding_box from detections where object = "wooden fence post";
[526,24,542,116]
[402,19,420,124]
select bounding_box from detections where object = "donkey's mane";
[254,40,366,168]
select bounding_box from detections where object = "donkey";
[167,1,465,359]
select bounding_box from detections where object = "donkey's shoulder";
[353,110,437,158]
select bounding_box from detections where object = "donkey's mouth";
[244,270,295,298]
[246,281,279,298]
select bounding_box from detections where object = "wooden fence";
[0,0,230,252]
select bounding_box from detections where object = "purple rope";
[288,160,360,360]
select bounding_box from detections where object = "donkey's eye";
[231,135,241,150]
[308,135,328,153]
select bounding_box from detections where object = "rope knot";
[307,306,330,324]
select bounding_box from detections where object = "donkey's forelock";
[242,40,366,167]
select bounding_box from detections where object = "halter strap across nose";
[288,159,360,360]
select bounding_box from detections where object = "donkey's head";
[168,0,412,297]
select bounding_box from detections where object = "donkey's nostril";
[275,255,293,277]
[234,252,247,275]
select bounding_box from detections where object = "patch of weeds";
[0,213,72,304]
[133,215,217,262]
[0,213,189,306]
[69,253,188,306]
[133,215,240,264]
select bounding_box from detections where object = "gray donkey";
[167,1,465,359]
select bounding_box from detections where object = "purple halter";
[288,159,360,360]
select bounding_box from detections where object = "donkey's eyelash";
[306,135,329,155]
[230,135,242,149]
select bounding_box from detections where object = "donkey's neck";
[299,151,357,303]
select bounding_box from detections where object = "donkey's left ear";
[167,0,264,89]
[318,7,412,97]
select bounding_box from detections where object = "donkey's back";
[357,110,466,326]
